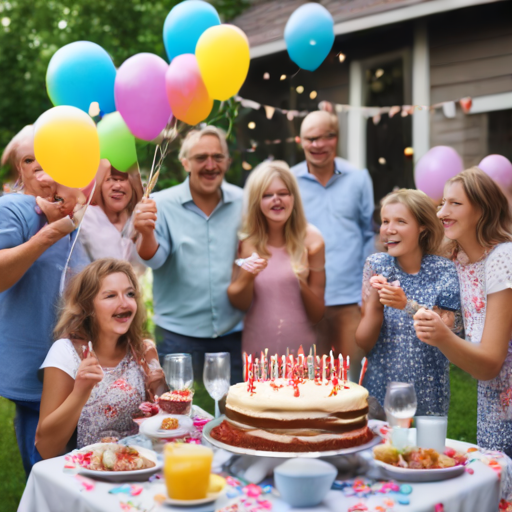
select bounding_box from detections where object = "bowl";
[274,458,337,507]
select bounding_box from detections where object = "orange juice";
[164,443,213,500]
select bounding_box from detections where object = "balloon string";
[59,180,97,295]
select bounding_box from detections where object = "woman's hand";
[240,253,268,277]
[413,307,450,345]
[370,274,388,290]
[133,198,157,238]
[378,284,407,310]
[74,355,104,397]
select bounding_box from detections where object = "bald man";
[291,111,375,380]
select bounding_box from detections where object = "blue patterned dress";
[362,253,461,415]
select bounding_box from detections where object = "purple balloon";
[478,154,512,190]
[415,146,464,201]
[115,53,172,141]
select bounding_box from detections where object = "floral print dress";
[362,253,461,416]
[455,242,512,456]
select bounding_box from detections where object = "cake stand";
[202,416,383,458]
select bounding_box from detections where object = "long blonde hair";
[240,160,308,267]
[54,259,147,358]
[381,189,445,254]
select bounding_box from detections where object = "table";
[18,440,507,512]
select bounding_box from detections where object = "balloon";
[34,106,100,188]
[414,146,464,201]
[196,25,250,101]
[97,112,137,172]
[115,53,172,141]
[478,155,512,190]
[284,3,334,72]
[46,41,116,114]
[163,0,220,62]
[165,54,213,125]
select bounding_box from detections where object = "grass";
[0,364,477,512]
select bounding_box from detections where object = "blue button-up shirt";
[291,157,375,305]
[145,178,244,338]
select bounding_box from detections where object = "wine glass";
[203,352,231,418]
[163,353,194,391]
[384,382,417,428]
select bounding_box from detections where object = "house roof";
[232,0,503,58]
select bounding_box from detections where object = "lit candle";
[254,358,260,381]
[330,351,334,381]
[288,355,294,379]
[243,352,248,382]
[307,354,314,380]
[338,354,342,379]
[315,355,321,380]
[322,355,327,381]
[359,357,368,386]
[274,356,279,379]
[281,355,286,378]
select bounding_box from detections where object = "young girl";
[36,258,166,459]
[228,160,325,356]
[356,189,461,415]
[414,168,512,454]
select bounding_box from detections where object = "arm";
[36,355,103,459]
[414,289,512,380]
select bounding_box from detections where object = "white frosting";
[226,379,368,421]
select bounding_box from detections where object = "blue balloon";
[163,0,220,62]
[284,3,335,72]
[46,41,116,115]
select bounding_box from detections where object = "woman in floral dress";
[414,167,512,455]
[356,189,461,415]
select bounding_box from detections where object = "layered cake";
[210,378,373,452]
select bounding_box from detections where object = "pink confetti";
[348,504,368,512]
[130,485,143,496]
[435,504,445,512]
[74,474,95,491]
[466,467,475,475]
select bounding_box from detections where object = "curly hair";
[53,258,147,358]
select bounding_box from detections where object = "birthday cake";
[210,378,373,452]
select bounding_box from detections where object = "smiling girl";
[414,167,512,454]
[356,189,461,415]
[35,259,165,459]
[228,161,325,356]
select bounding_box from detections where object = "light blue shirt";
[145,178,244,338]
[291,157,375,305]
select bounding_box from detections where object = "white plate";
[373,439,473,482]
[76,444,162,482]
[164,488,226,507]
[202,416,383,458]
[140,414,194,439]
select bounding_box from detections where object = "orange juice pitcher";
[164,443,214,500]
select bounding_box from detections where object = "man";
[134,126,244,383]
[291,110,375,381]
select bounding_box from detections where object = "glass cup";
[384,382,417,428]
[164,353,194,391]
[415,416,448,453]
[203,352,231,418]
[164,444,213,500]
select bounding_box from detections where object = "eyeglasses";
[188,153,227,164]
[302,133,337,144]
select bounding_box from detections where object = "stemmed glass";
[384,382,417,428]
[163,353,194,391]
[203,353,231,418]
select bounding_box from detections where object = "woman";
[414,168,512,454]
[356,189,461,415]
[36,259,166,459]
[80,163,145,276]
[228,161,325,356]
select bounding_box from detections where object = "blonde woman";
[356,189,461,416]
[228,161,325,356]
[36,259,165,459]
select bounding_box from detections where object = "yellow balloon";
[34,106,100,188]
[196,25,250,101]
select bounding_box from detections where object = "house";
[232,0,512,204]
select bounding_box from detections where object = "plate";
[202,416,383,458]
[373,439,473,482]
[139,414,194,439]
[163,488,226,507]
[76,444,163,482]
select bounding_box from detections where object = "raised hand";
[413,307,449,345]
[133,198,157,238]
[74,352,104,397]
[378,284,407,310]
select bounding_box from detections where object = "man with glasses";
[292,110,375,381]
[133,126,244,383]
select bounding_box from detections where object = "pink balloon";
[415,146,464,201]
[478,154,512,190]
[115,53,172,141]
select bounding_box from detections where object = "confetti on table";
[74,474,95,491]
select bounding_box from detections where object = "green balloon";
[97,112,137,172]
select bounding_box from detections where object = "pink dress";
[242,245,316,357]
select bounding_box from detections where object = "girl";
[414,168,512,454]
[356,189,461,415]
[36,259,166,459]
[228,161,325,356]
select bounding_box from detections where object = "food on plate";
[210,378,373,452]
[373,443,467,469]
[77,443,156,471]
[132,401,160,419]
[158,389,194,415]
[161,417,179,430]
